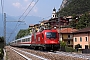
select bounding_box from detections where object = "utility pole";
[58,14,61,41]
[3,13,25,45]
[4,13,6,46]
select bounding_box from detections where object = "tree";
[15,29,30,39]
[57,0,90,16]
[60,41,66,47]
[75,44,81,52]
[69,15,79,28]
[0,37,4,60]
[76,13,90,29]
[60,41,66,51]
[75,44,82,49]
[0,37,4,42]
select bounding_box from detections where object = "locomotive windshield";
[46,32,57,38]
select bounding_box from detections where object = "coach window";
[28,38,30,41]
[15,41,16,43]
[27,38,28,42]
[17,40,20,43]
[22,39,25,42]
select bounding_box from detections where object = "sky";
[0,0,63,19]
[0,0,63,42]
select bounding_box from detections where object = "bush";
[60,41,66,51]
[60,41,66,47]
[65,46,76,52]
[0,48,4,60]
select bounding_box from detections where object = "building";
[40,20,49,29]
[29,24,34,34]
[52,7,57,19]
[60,28,77,47]
[73,27,90,49]
[34,24,40,32]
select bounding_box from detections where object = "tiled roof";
[74,27,90,33]
[34,24,40,26]
[41,20,49,23]
[60,28,77,33]
[29,24,34,27]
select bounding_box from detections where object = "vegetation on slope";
[69,13,90,29]
[58,0,90,16]
[15,29,30,39]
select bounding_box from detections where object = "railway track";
[17,47,90,60]
[10,48,31,60]
[10,47,49,60]
[6,46,90,60]
[49,51,90,60]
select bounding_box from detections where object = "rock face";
[60,0,71,10]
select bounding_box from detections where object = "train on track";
[10,29,60,51]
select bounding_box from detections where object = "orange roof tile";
[29,24,34,27]
[41,20,49,23]
[60,28,78,33]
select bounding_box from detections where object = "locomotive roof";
[42,29,57,32]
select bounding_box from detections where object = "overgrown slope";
[58,0,90,16]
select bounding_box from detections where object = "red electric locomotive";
[31,29,60,51]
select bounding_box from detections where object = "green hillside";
[15,29,30,39]
[58,0,90,16]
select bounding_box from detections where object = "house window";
[68,34,70,38]
[68,40,70,44]
[53,15,54,17]
[55,15,56,17]
[85,37,88,42]
[85,45,88,49]
[75,38,77,42]
[80,37,82,42]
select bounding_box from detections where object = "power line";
[7,0,39,42]
[22,0,39,21]
[7,0,35,41]
[11,0,35,36]
[13,0,35,33]
[18,0,34,20]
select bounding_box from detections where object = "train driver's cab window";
[46,32,57,39]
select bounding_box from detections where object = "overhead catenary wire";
[18,0,34,20]
[21,0,39,22]
[7,0,39,42]
[8,0,35,38]
[7,0,35,42]
[7,0,35,41]
[12,0,35,33]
